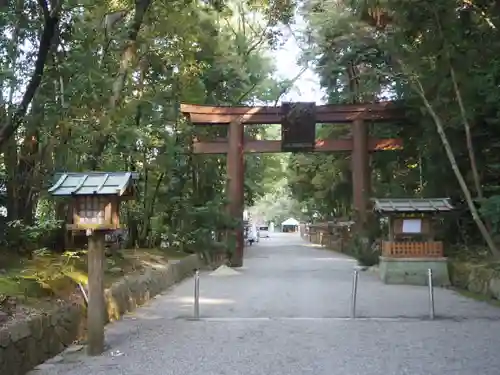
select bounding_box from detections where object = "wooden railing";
[301,223,445,259]
[381,241,443,258]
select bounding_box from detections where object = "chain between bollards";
[194,269,200,320]
[350,269,359,319]
[427,268,435,320]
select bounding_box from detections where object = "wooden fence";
[300,220,355,252]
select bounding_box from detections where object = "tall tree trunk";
[139,173,165,247]
[5,139,18,222]
[13,1,62,225]
[434,11,484,199]
[448,64,483,198]
[0,0,63,150]
[5,0,25,223]
[87,0,153,169]
[17,89,48,225]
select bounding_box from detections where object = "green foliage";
[249,176,305,225]
[287,0,500,253]
[345,234,379,267]
[286,124,357,220]
[343,217,382,266]
[4,220,63,255]
[8,0,500,262]
[0,0,297,256]
[480,196,500,237]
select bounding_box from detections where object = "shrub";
[346,233,380,267]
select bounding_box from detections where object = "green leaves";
[0,0,292,254]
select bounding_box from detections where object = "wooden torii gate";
[180,102,403,267]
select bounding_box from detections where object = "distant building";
[281,218,300,233]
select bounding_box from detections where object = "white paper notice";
[402,219,422,233]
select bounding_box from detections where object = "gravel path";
[30,233,500,375]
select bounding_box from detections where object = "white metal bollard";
[194,270,200,320]
[427,268,435,320]
[350,269,359,319]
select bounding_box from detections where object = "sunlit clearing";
[304,243,324,248]
[141,261,168,269]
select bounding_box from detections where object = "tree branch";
[273,66,309,106]
[235,83,259,104]
[244,18,273,57]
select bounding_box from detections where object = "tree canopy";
[2,0,500,260]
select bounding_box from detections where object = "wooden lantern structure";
[48,171,138,356]
[49,172,138,231]
[373,198,454,286]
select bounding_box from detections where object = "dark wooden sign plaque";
[281,102,316,152]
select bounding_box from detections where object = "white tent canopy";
[281,218,300,226]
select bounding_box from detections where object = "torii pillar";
[352,119,370,227]
[227,119,245,267]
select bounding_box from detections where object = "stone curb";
[449,262,500,300]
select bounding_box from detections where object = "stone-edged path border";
[0,253,216,375]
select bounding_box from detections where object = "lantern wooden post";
[87,230,106,355]
[49,172,138,356]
